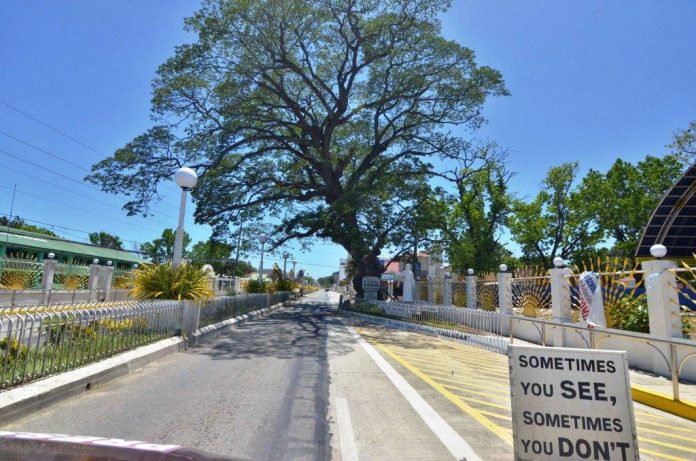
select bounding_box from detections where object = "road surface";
[3,291,694,460]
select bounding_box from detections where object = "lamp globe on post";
[553,257,565,268]
[282,251,290,280]
[499,264,508,273]
[291,259,297,279]
[650,244,667,259]
[172,167,198,269]
[257,233,269,284]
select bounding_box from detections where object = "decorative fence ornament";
[577,271,607,328]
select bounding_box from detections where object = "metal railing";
[345,299,507,352]
[198,292,290,328]
[508,314,696,403]
[0,300,181,390]
[0,289,132,309]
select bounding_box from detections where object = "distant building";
[0,225,143,269]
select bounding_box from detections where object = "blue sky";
[1,0,695,277]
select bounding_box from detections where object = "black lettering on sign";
[560,381,614,402]
[521,382,553,397]
[519,355,528,367]
[558,438,626,461]
[521,439,553,456]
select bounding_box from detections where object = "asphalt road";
[4,292,337,460]
[2,291,463,461]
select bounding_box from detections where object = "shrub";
[0,337,28,364]
[610,296,649,333]
[131,262,213,300]
[274,279,294,292]
[245,278,271,293]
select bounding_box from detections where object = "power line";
[0,148,187,219]
[0,99,184,195]
[0,131,182,210]
[0,211,145,250]
[1,163,178,226]
[0,98,107,158]
[0,184,163,233]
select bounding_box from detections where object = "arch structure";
[636,162,696,259]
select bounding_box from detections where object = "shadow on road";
[190,300,353,361]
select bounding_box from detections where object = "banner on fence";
[362,276,380,300]
[508,345,638,461]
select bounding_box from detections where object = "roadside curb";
[340,309,696,422]
[0,299,292,424]
[631,385,696,422]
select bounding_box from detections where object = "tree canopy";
[88,231,124,250]
[508,162,602,267]
[139,228,191,263]
[85,0,507,293]
[0,216,59,237]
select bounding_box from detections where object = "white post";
[466,270,477,309]
[100,265,114,301]
[643,259,682,339]
[173,189,187,268]
[550,259,572,347]
[88,261,101,302]
[443,278,453,306]
[258,241,265,284]
[41,257,57,306]
[497,271,512,315]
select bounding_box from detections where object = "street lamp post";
[291,259,297,280]
[173,167,198,268]
[282,251,290,280]
[257,233,268,284]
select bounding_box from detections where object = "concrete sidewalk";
[348,320,696,461]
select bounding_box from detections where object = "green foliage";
[509,162,601,267]
[245,278,271,294]
[0,216,58,237]
[317,272,338,288]
[447,153,512,273]
[573,155,683,260]
[131,262,213,300]
[0,337,28,364]
[85,0,507,293]
[188,238,235,274]
[274,279,295,292]
[139,228,191,263]
[610,297,650,333]
[668,120,696,166]
[88,231,124,250]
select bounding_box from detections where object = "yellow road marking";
[640,448,691,461]
[637,426,696,442]
[478,410,512,421]
[451,394,512,411]
[442,384,512,403]
[638,437,696,453]
[412,365,510,384]
[635,418,696,433]
[374,342,514,446]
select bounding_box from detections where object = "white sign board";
[508,345,639,461]
[362,276,381,291]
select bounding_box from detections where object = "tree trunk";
[351,251,383,298]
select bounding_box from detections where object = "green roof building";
[0,225,144,269]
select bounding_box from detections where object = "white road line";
[336,397,359,461]
[344,324,483,461]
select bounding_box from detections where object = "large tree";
[445,147,512,273]
[508,162,601,267]
[574,155,683,260]
[86,0,507,294]
[88,231,124,250]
